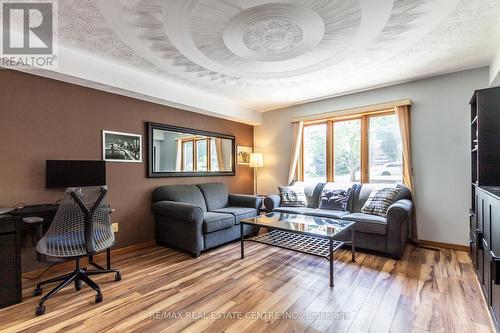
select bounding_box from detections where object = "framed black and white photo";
[102,130,142,162]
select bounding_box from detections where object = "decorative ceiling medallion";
[243,17,303,55]
[223,3,324,62]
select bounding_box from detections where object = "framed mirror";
[147,122,235,177]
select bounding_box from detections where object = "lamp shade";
[249,153,264,168]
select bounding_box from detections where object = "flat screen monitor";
[46,160,106,189]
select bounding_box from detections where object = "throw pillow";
[278,185,307,207]
[361,187,401,217]
[319,188,351,211]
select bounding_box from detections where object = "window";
[210,139,219,171]
[334,119,361,182]
[300,112,402,183]
[183,141,193,171]
[369,115,402,183]
[302,124,327,182]
[196,140,208,171]
[181,138,219,172]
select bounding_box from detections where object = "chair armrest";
[386,199,413,223]
[264,194,281,213]
[152,201,203,223]
[100,207,115,214]
[229,194,262,210]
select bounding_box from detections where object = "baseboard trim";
[417,239,470,252]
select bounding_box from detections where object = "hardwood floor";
[0,242,493,333]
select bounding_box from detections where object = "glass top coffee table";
[240,212,356,287]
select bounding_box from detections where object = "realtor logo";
[1,0,58,68]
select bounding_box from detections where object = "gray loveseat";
[264,183,413,259]
[152,183,261,257]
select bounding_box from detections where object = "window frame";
[180,137,213,172]
[299,109,400,183]
[300,123,328,183]
[182,140,194,171]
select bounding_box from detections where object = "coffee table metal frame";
[239,217,355,287]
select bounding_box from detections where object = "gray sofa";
[152,183,261,257]
[264,183,413,259]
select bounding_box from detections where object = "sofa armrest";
[386,199,413,259]
[152,201,204,257]
[152,201,203,224]
[387,199,413,223]
[229,194,262,210]
[264,194,281,213]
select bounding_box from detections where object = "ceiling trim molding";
[6,46,262,126]
[261,64,488,113]
[291,99,412,123]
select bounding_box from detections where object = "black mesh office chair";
[33,186,121,316]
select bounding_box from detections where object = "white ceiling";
[23,0,500,123]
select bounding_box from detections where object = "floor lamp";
[249,153,264,195]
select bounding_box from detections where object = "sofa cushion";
[395,184,412,201]
[273,207,317,215]
[341,213,387,235]
[351,183,404,213]
[361,187,401,217]
[304,183,326,208]
[323,183,355,210]
[203,212,235,233]
[319,188,351,211]
[288,182,326,208]
[303,209,350,220]
[278,184,308,207]
[153,185,207,212]
[197,183,229,211]
[212,207,257,224]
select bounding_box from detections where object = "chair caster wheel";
[95,293,103,303]
[115,273,121,282]
[33,288,42,297]
[75,280,83,291]
[35,305,45,316]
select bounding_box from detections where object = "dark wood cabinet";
[470,87,500,187]
[473,187,500,329]
[471,186,500,330]
[470,87,500,331]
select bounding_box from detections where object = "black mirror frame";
[147,122,236,178]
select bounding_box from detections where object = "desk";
[0,209,56,309]
[0,214,22,308]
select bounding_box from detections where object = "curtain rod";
[291,99,412,123]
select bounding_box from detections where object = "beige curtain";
[214,138,225,170]
[175,140,182,171]
[395,105,413,191]
[395,105,418,241]
[287,121,304,185]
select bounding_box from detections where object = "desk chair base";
[33,257,120,316]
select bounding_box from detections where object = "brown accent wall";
[0,69,254,270]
